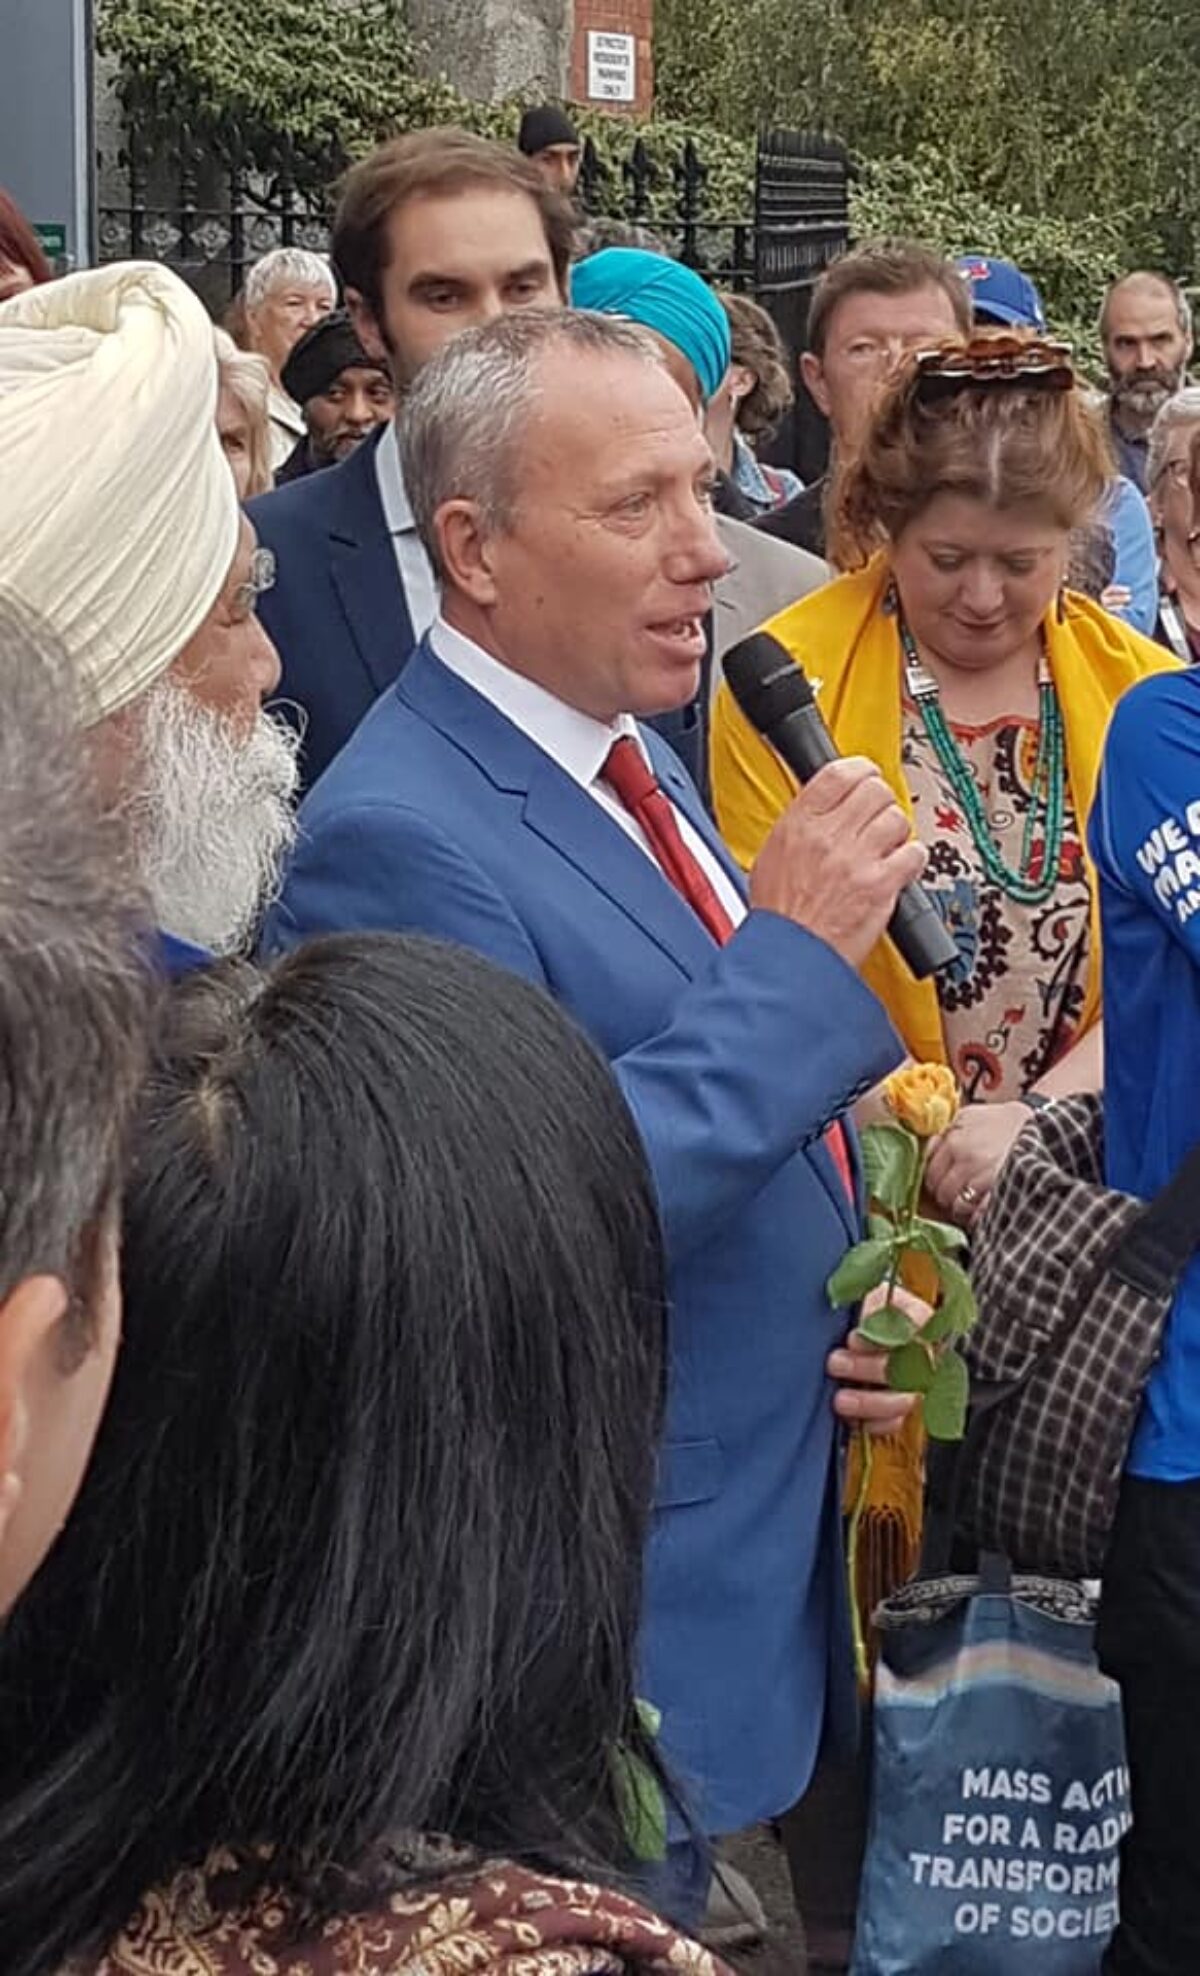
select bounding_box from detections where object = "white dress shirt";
[430,616,746,928]
[376,420,440,638]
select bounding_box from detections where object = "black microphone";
[724,630,959,981]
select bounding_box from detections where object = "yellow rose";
[883,1062,961,1138]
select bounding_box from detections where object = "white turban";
[0,261,239,726]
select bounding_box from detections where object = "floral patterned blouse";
[901,698,1092,1101]
[66,1847,728,1976]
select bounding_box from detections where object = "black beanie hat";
[517,105,580,156]
[281,308,387,406]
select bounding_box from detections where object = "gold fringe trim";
[845,1409,926,1665]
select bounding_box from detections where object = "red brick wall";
[571,0,654,117]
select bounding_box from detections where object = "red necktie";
[601,736,853,1199]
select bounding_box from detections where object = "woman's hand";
[827,1284,930,1437]
[924,1100,1030,1227]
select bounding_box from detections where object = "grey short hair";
[1146,386,1200,486]
[244,248,336,312]
[0,593,151,1303]
[400,308,665,573]
[1100,271,1194,344]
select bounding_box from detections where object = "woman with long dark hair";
[0,934,721,1976]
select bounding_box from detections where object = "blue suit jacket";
[248,427,707,792]
[247,428,415,791]
[263,639,902,1833]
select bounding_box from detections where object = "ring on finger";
[957,1183,980,1208]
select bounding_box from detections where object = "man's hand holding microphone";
[726,630,956,1434]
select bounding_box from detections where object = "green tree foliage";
[657,0,1200,318]
[97,0,752,222]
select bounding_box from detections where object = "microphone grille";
[724,631,816,732]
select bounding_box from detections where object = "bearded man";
[0,261,299,967]
[1101,272,1194,494]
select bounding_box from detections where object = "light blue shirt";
[1103,476,1158,638]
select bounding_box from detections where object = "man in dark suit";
[249,128,711,792]
[247,129,575,789]
[264,308,924,1923]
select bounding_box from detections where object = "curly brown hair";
[720,292,794,441]
[829,331,1114,570]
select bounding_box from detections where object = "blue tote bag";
[851,1560,1128,1974]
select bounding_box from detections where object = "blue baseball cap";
[956,253,1047,333]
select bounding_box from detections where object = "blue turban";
[570,248,732,403]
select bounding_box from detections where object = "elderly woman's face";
[890,492,1068,673]
[247,280,333,379]
[216,384,254,501]
[1150,420,1200,578]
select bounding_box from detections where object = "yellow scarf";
[710,556,1178,1068]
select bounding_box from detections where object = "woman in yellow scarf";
[713,332,1176,1220]
[712,331,1176,1649]
[713,327,1177,1970]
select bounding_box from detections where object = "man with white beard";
[0,262,298,963]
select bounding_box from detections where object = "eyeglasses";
[1157,456,1194,487]
[230,546,276,621]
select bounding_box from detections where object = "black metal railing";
[98,121,849,474]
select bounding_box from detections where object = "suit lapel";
[401,645,721,979]
[521,761,718,977]
[327,434,415,699]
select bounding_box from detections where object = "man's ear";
[799,351,832,419]
[436,501,502,607]
[344,287,389,367]
[0,1276,69,1550]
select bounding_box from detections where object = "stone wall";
[407,0,572,101]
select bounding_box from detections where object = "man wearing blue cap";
[956,251,1048,333]
[959,251,1159,639]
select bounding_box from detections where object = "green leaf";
[910,1215,969,1257]
[634,1697,662,1739]
[611,1742,667,1863]
[923,1349,970,1442]
[887,1340,935,1393]
[868,1211,899,1243]
[861,1123,919,1215]
[935,1255,977,1337]
[856,1300,918,1349]
[827,1238,893,1308]
[920,1297,955,1346]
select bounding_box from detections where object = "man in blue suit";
[248,128,705,790]
[265,310,921,1920]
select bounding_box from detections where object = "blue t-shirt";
[1090,666,1200,1480]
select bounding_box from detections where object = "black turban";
[281,309,387,407]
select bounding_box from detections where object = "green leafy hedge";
[97,0,754,222]
[850,152,1125,372]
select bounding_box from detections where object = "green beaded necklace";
[897,609,1066,908]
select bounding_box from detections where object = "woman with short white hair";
[240,247,336,470]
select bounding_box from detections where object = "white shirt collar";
[376,418,415,535]
[430,615,642,790]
